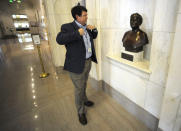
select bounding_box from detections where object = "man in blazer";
[56,5,98,125]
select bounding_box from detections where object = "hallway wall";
[87,0,159,116]
[43,0,85,67]
[0,13,14,36]
[86,0,180,130]
[43,0,67,67]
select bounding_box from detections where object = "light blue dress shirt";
[75,20,92,59]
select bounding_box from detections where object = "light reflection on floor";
[17,33,33,44]
[20,43,34,50]
[0,38,150,131]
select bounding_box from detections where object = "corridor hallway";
[0,39,150,131]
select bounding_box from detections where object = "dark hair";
[71,5,87,20]
[131,13,143,25]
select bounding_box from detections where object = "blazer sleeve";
[56,24,82,45]
[91,28,98,39]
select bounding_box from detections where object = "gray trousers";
[69,58,92,114]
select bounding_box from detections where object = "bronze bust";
[122,13,149,52]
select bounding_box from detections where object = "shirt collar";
[75,20,86,30]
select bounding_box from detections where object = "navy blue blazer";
[56,21,98,74]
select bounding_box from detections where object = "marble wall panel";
[90,62,99,80]
[142,0,156,30]
[173,102,181,131]
[100,29,126,57]
[54,14,73,34]
[46,14,57,35]
[71,0,80,7]
[100,0,120,29]
[54,0,72,15]
[153,0,179,32]
[48,34,65,66]
[158,12,181,131]
[159,94,181,131]
[179,0,181,13]
[118,0,155,30]
[87,19,97,27]
[150,32,174,86]
[86,0,96,19]
[44,0,56,14]
[95,0,101,19]
[102,59,148,108]
[119,0,144,29]
[144,82,164,117]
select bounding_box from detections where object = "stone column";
[158,0,181,130]
[150,0,179,86]
[144,0,179,119]
[43,0,78,67]
[86,0,102,80]
[43,0,64,67]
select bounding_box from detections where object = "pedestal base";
[121,50,143,62]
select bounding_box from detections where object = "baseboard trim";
[157,127,163,131]
[89,77,159,131]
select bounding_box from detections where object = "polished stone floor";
[0,39,150,131]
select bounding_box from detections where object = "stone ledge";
[106,54,151,80]
[106,54,151,74]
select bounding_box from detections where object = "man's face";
[76,11,88,25]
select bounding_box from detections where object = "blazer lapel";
[72,21,79,30]
[71,21,84,41]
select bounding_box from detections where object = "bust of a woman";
[122,13,149,52]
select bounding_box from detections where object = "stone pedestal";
[121,50,143,62]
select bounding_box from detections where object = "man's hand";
[87,25,96,30]
[78,28,85,36]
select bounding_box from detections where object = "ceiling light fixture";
[9,0,21,4]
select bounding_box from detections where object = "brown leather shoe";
[78,113,87,125]
[84,101,94,107]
